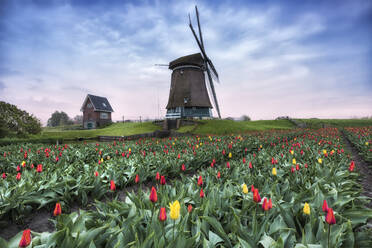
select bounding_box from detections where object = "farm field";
[0,128,371,247]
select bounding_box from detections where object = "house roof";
[81,94,114,112]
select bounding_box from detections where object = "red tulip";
[177,153,181,159]
[197,176,203,186]
[94,171,99,177]
[268,198,272,209]
[305,163,308,168]
[251,184,255,192]
[326,208,336,225]
[253,188,261,203]
[181,164,186,171]
[149,187,158,203]
[226,161,230,168]
[249,161,253,169]
[291,167,295,173]
[110,180,116,191]
[200,188,205,198]
[16,172,21,180]
[156,172,160,181]
[349,161,355,172]
[2,173,6,179]
[296,164,300,171]
[36,164,42,173]
[135,174,139,183]
[217,171,221,179]
[187,204,193,213]
[19,229,31,247]
[160,175,166,185]
[322,200,329,213]
[53,203,62,216]
[159,207,167,221]
[243,157,246,164]
[262,198,269,211]
[17,165,21,172]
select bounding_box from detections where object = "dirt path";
[341,132,372,208]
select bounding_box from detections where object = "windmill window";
[184,97,188,103]
[180,70,184,75]
[102,102,107,108]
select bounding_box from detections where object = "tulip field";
[1,128,372,247]
[344,127,371,163]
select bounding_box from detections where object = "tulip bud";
[200,188,205,198]
[326,208,336,225]
[149,187,158,203]
[19,229,31,247]
[197,176,203,186]
[54,203,62,216]
[159,207,167,221]
[110,180,116,191]
[160,175,166,185]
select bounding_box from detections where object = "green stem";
[328,224,331,248]
[173,220,175,241]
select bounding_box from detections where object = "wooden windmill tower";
[165,6,221,119]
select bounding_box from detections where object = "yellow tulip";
[196,145,199,149]
[242,184,248,194]
[172,142,175,146]
[169,200,180,220]
[290,150,294,155]
[228,152,232,158]
[303,203,310,215]
[318,158,322,164]
[323,149,327,154]
[272,167,277,176]
[129,148,131,152]
[100,158,103,163]
[21,161,26,166]
[366,142,369,146]
[260,145,262,148]
[292,158,296,165]
[200,142,203,146]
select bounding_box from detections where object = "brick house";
[80,94,114,129]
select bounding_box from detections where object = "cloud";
[0,0,371,124]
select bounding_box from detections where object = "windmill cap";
[169,53,204,70]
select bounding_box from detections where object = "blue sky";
[0,0,371,124]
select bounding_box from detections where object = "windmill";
[165,6,221,119]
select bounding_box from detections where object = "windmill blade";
[206,58,219,82]
[189,12,220,81]
[195,6,205,49]
[205,64,221,119]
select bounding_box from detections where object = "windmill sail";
[189,6,222,118]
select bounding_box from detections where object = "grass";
[294,119,372,129]
[39,122,161,139]
[0,122,161,145]
[179,119,295,135]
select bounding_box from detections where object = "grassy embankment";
[0,122,160,145]
[2,118,371,145]
[294,119,372,129]
[178,119,295,134]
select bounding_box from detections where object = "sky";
[0,0,371,124]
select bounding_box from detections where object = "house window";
[87,103,92,108]
[100,112,109,119]
[102,102,107,108]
